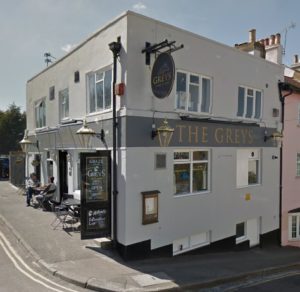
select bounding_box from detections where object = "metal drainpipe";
[278,81,293,246]
[109,40,121,248]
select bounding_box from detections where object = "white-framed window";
[236,149,260,187]
[173,150,209,196]
[237,86,262,119]
[297,153,300,177]
[35,98,46,128]
[176,71,211,113]
[49,86,55,101]
[87,68,112,113]
[289,213,300,240]
[59,88,69,120]
[236,222,246,243]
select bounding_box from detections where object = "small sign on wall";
[245,193,251,201]
[141,190,160,225]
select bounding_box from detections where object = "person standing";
[26,173,39,206]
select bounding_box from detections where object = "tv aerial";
[44,52,56,67]
[282,21,296,55]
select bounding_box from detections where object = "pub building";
[23,11,283,259]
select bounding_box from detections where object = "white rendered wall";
[126,12,283,129]
[26,15,128,132]
[123,146,279,249]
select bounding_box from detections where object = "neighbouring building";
[281,56,300,246]
[24,11,284,259]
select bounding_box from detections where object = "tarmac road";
[0,227,91,292]
[236,273,300,291]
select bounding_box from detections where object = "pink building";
[282,59,300,246]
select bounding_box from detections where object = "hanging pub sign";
[151,52,175,99]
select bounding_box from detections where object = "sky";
[0,0,299,111]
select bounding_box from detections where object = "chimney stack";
[234,28,264,58]
[264,33,282,64]
[291,54,300,72]
[275,33,281,45]
[249,29,256,43]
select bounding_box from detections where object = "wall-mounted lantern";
[264,130,283,144]
[19,130,39,152]
[152,119,174,147]
[19,130,32,152]
[76,119,95,148]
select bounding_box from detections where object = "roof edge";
[27,10,130,83]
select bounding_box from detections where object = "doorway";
[59,151,68,201]
[247,218,260,247]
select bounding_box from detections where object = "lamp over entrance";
[76,119,95,148]
[19,130,32,152]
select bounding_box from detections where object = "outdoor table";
[62,198,81,207]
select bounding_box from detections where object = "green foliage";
[0,103,26,155]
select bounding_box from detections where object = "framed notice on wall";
[141,190,160,225]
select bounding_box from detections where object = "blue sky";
[0,0,299,111]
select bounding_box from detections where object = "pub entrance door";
[80,151,111,240]
[59,151,68,201]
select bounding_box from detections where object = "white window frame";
[173,149,210,196]
[289,213,300,240]
[236,149,261,188]
[59,88,69,121]
[237,86,262,120]
[34,98,46,128]
[175,70,212,114]
[87,67,112,114]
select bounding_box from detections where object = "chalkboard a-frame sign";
[80,151,111,240]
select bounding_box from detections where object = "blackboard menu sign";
[87,209,108,230]
[81,151,111,240]
[85,157,108,202]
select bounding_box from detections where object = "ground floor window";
[236,149,260,187]
[289,214,300,240]
[174,150,209,195]
[236,222,246,242]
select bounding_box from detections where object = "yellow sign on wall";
[245,193,251,201]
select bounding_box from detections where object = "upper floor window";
[87,68,112,113]
[35,99,46,128]
[174,150,210,196]
[237,86,262,119]
[49,86,55,101]
[176,71,211,113]
[59,88,69,120]
[296,153,300,177]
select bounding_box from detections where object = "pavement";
[2,181,300,292]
